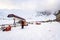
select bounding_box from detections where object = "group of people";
[0,20,27,31]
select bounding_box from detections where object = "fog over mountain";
[0,0,60,21]
[0,9,56,21]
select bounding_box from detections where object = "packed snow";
[0,22,60,40]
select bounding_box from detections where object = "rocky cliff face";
[56,10,60,21]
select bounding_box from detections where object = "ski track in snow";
[0,22,60,40]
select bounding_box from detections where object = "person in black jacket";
[21,20,25,29]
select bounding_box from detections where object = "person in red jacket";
[6,25,11,31]
[3,25,11,31]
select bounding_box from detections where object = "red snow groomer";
[35,21,41,25]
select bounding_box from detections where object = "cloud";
[36,0,59,11]
[0,0,17,9]
[0,0,37,10]
[0,0,60,11]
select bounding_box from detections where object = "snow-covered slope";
[0,22,60,40]
[0,20,13,25]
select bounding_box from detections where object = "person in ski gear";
[3,25,11,31]
[21,20,25,29]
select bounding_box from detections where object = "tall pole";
[13,18,16,27]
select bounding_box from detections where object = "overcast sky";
[0,0,60,10]
[0,0,60,20]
